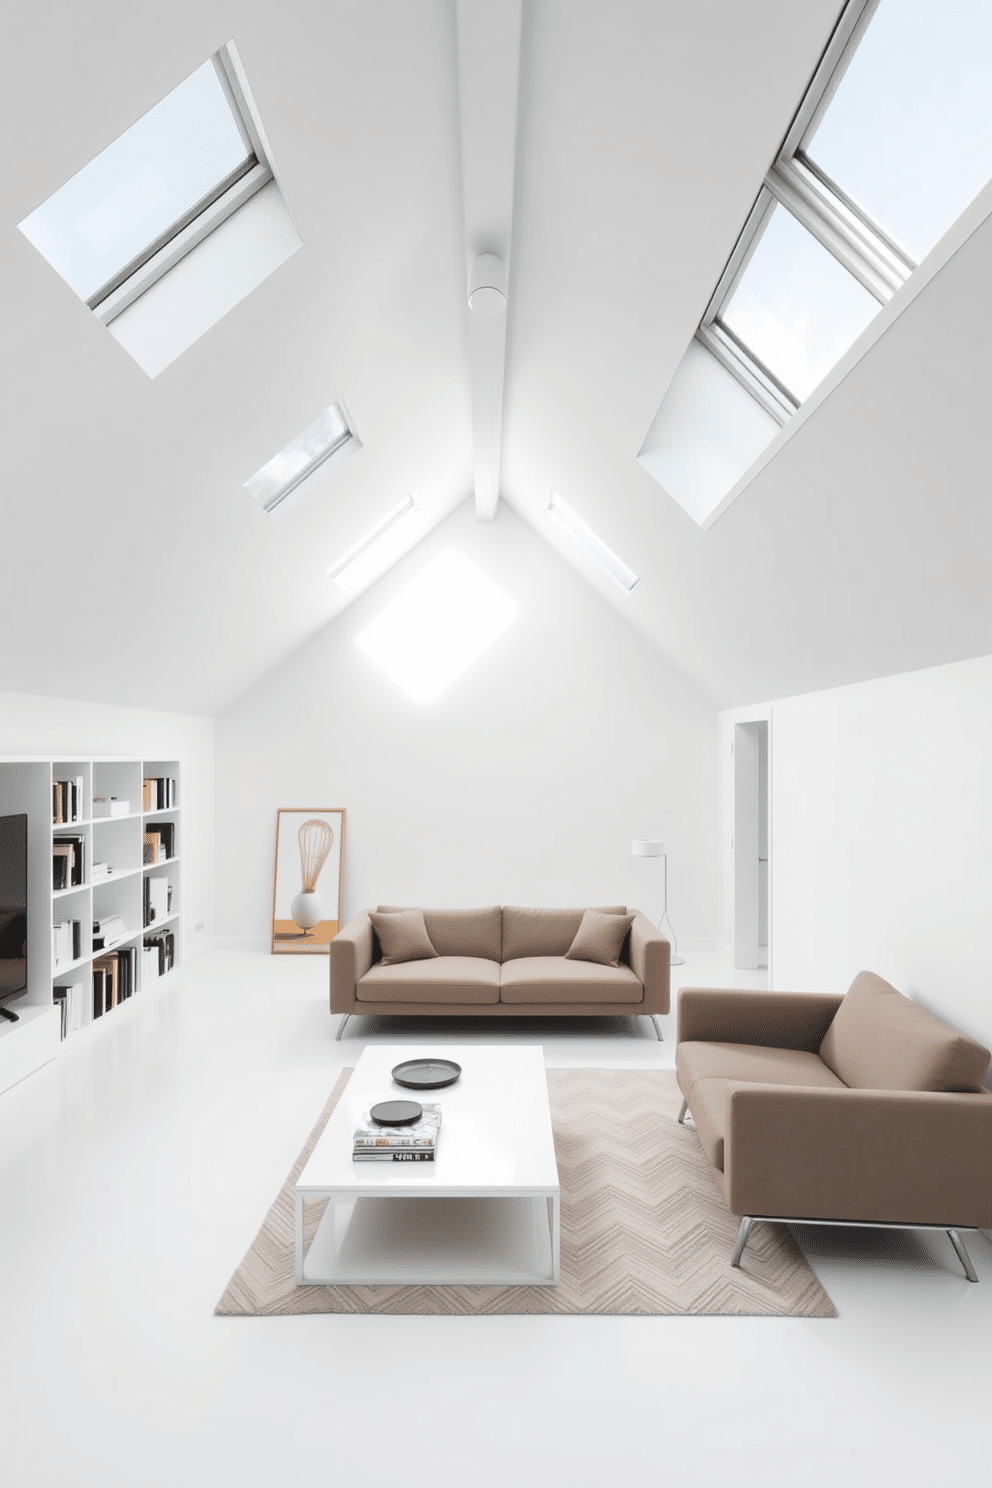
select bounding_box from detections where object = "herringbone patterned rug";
[215,1067,836,1317]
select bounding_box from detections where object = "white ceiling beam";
[455,0,522,521]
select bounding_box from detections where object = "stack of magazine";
[352,1103,441,1162]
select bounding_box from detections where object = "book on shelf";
[52,842,72,891]
[52,918,81,968]
[92,965,106,1020]
[93,947,136,1009]
[93,797,129,818]
[52,777,84,826]
[352,1103,441,1155]
[143,929,175,978]
[91,862,112,882]
[143,875,170,927]
[142,822,175,863]
[52,834,85,887]
[53,981,84,1039]
[143,777,177,812]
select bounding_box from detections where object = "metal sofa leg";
[677,1098,688,1124]
[731,1216,755,1268]
[947,1228,979,1282]
[650,1015,663,1041]
[335,1013,351,1042]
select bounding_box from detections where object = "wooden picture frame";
[270,808,346,954]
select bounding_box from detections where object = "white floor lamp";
[632,839,684,965]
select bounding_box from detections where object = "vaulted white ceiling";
[4,0,992,716]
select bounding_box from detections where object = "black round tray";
[369,1099,423,1126]
[391,1058,462,1091]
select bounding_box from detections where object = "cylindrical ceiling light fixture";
[468,252,507,315]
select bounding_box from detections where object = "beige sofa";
[330,904,670,1038]
[676,971,992,1280]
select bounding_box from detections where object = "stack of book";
[352,1103,442,1162]
[92,913,127,951]
[93,947,136,1018]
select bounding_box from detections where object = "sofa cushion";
[377,906,502,962]
[499,955,643,1005]
[357,956,500,1005]
[676,1041,846,1102]
[368,909,438,967]
[501,906,627,961]
[819,971,992,1092]
[565,909,636,968]
[686,1060,848,1173]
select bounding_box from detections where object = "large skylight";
[354,549,518,705]
[17,42,300,376]
[245,403,361,517]
[639,0,992,528]
[803,0,992,261]
[19,59,253,307]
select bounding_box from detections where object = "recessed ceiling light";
[547,491,639,592]
[354,548,518,704]
[245,400,361,516]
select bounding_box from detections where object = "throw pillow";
[564,909,636,968]
[369,909,439,967]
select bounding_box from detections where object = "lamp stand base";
[671,956,685,966]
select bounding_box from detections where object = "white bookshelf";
[0,756,181,1098]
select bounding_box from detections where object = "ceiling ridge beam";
[455,0,522,521]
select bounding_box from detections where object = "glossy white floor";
[1,948,989,1488]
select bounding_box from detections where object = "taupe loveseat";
[330,904,670,1038]
[676,971,992,1280]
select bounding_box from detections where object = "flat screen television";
[0,812,28,1019]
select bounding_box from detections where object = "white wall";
[0,688,215,957]
[215,501,718,949]
[767,654,992,1047]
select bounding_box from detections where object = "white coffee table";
[295,1045,560,1286]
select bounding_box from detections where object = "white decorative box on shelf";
[93,798,129,817]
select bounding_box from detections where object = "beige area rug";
[215,1067,836,1318]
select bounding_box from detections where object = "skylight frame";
[20,41,278,329]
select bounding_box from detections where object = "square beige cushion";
[368,909,438,967]
[501,906,627,961]
[377,906,502,961]
[499,956,643,1005]
[564,909,635,968]
[819,970,992,1092]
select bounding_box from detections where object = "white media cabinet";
[0,756,181,1099]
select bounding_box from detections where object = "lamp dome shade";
[631,839,666,856]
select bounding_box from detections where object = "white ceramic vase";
[290,890,324,932]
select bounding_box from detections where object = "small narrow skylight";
[327,495,422,594]
[547,492,639,593]
[245,402,362,516]
[354,549,518,705]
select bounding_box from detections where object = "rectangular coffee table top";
[297,1045,558,1198]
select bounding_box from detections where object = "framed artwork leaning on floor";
[271,808,346,954]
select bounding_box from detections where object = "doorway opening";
[734,719,768,970]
